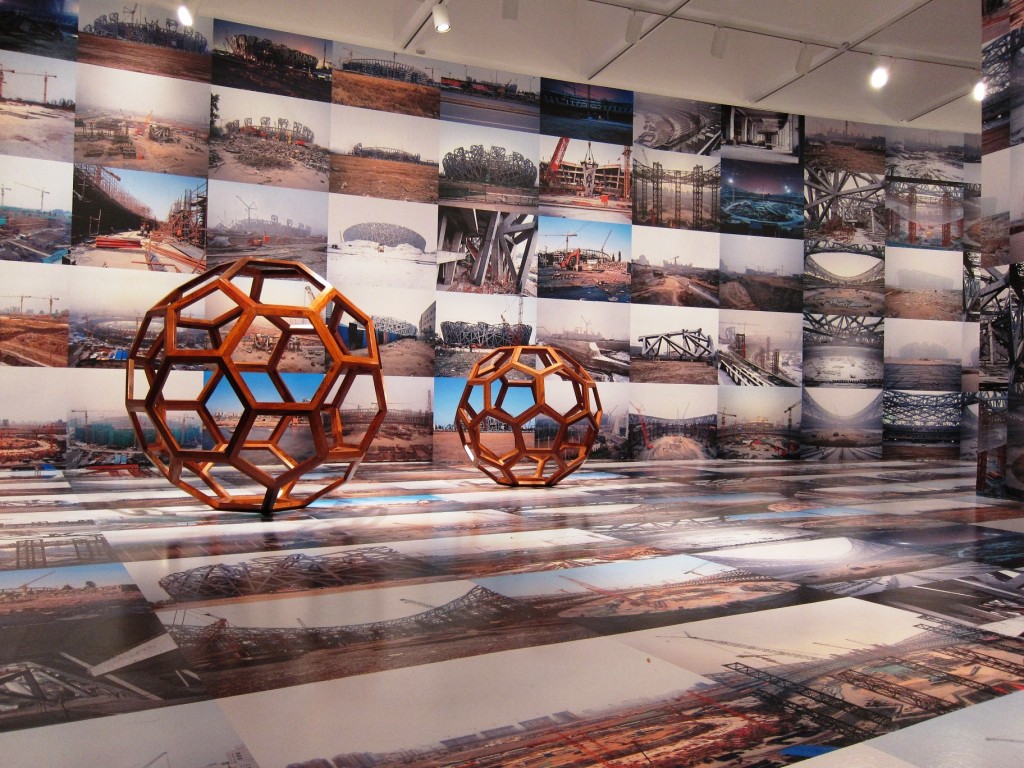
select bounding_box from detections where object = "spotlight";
[625,11,644,45]
[795,44,815,76]
[432,3,451,33]
[502,0,519,21]
[973,78,987,101]
[869,58,890,89]
[177,2,195,27]
[711,27,728,60]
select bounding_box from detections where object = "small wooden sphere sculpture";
[455,345,602,486]
[125,258,386,514]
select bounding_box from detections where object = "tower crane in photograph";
[0,184,10,207]
[236,196,257,223]
[784,401,800,431]
[15,181,49,211]
[0,65,56,103]
[543,136,570,187]
[718,410,737,426]
[137,753,170,768]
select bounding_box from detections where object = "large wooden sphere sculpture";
[455,345,602,486]
[125,258,387,514]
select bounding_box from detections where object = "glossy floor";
[1,459,1023,767]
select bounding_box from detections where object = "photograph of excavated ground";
[804,116,887,174]
[76,0,213,82]
[73,63,210,179]
[630,227,720,307]
[208,85,330,192]
[439,64,539,133]
[329,104,439,202]
[886,125,964,183]
[884,246,965,321]
[0,50,76,163]
[332,43,442,118]
[211,19,331,103]
[0,260,69,367]
[719,234,804,312]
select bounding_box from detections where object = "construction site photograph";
[802,313,884,388]
[0,153,72,264]
[803,243,885,316]
[438,122,539,208]
[585,379,629,460]
[0,1,78,62]
[436,206,537,296]
[350,285,434,377]
[632,144,720,230]
[536,216,631,301]
[206,178,328,272]
[883,318,963,392]
[973,211,1010,267]
[76,0,213,83]
[540,79,633,145]
[68,266,195,368]
[363,375,432,463]
[886,179,965,251]
[0,49,76,163]
[627,382,717,460]
[716,386,802,460]
[329,103,439,202]
[629,303,719,384]
[326,194,437,291]
[882,389,964,459]
[1,701,257,768]
[0,610,207,732]
[799,388,884,460]
[0,562,149,625]
[211,19,331,103]
[0,368,68,469]
[331,43,441,119]
[157,576,596,698]
[536,296,629,382]
[886,125,965,183]
[631,227,720,307]
[805,166,886,247]
[69,165,206,272]
[634,93,723,155]
[718,308,803,387]
[720,158,804,239]
[433,292,537,378]
[720,234,804,312]
[804,116,887,174]
[0,260,69,367]
[440,64,539,133]
[73,63,209,178]
[538,135,631,223]
[209,85,330,192]
[721,107,802,164]
[884,246,964,321]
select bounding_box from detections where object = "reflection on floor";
[1,459,1024,767]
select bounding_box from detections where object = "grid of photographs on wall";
[0,0,981,477]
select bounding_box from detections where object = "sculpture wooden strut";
[125,258,386,514]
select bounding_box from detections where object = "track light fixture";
[710,27,728,60]
[432,3,451,33]
[973,78,987,101]
[869,57,890,89]
[502,0,519,21]
[625,11,644,45]
[795,44,815,76]
[177,2,196,27]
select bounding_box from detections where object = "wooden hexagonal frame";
[455,345,602,486]
[125,258,387,514]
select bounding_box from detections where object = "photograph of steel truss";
[633,93,722,155]
[804,242,885,316]
[440,122,539,208]
[883,389,966,459]
[627,381,717,460]
[632,145,720,230]
[803,313,884,388]
[804,167,886,247]
[886,179,965,251]
[436,206,537,295]
[628,303,718,385]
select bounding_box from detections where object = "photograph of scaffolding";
[886,179,965,251]
[209,85,330,192]
[212,19,331,102]
[327,194,437,292]
[632,145,720,230]
[0,154,72,264]
[330,104,439,202]
[69,165,206,272]
[331,43,441,119]
[74,63,209,178]
[77,0,212,83]
[0,50,76,163]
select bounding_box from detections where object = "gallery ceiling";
[190,0,982,133]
